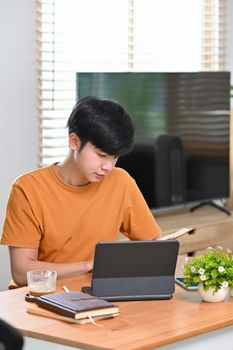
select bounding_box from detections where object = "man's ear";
[69,133,81,150]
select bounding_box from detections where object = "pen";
[63,285,70,293]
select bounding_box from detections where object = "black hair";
[67,96,134,156]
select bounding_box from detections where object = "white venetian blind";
[202,0,228,70]
[37,0,227,167]
[37,0,129,166]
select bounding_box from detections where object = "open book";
[158,227,193,241]
[34,291,119,320]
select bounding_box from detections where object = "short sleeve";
[120,177,161,240]
[0,184,42,247]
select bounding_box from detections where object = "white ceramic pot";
[198,283,229,302]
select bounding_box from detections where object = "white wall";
[0,0,37,290]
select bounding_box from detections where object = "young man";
[1,97,161,286]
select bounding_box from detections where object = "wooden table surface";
[1,261,233,350]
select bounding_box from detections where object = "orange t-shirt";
[1,165,161,262]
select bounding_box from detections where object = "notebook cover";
[35,291,118,319]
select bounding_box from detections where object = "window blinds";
[202,0,228,70]
[37,0,227,167]
[37,0,129,166]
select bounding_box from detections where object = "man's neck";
[55,155,90,187]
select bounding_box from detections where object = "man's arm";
[9,247,93,287]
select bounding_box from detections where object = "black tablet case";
[82,240,179,301]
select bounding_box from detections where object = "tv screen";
[76,72,230,210]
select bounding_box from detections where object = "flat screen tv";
[76,72,230,211]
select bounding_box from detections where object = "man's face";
[74,141,118,184]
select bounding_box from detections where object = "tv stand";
[151,205,233,256]
[190,201,231,216]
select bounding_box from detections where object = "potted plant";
[183,246,233,302]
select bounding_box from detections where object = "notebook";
[81,240,179,301]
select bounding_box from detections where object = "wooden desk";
[0,269,233,350]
